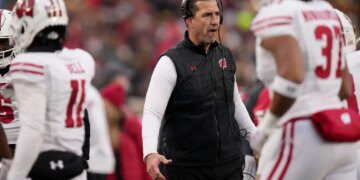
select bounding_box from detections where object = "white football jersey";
[9,48,95,155]
[252,0,344,125]
[346,51,360,114]
[0,73,20,144]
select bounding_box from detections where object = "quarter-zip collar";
[183,31,220,54]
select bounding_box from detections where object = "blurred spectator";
[101,81,150,180]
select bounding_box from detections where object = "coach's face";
[188,0,220,45]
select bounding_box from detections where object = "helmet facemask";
[0,38,16,68]
[0,9,17,69]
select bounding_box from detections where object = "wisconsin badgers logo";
[15,0,35,18]
[218,58,227,69]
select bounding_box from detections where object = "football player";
[7,0,95,180]
[0,123,12,180]
[339,10,360,180]
[338,9,359,113]
[0,10,19,153]
[251,0,358,179]
[86,84,115,179]
[0,9,18,180]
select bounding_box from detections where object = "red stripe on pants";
[268,123,288,179]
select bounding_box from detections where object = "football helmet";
[10,0,68,50]
[0,9,16,68]
[335,9,356,54]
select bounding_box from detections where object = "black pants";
[163,158,243,180]
[87,172,108,180]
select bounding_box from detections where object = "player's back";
[10,48,94,156]
[253,0,344,124]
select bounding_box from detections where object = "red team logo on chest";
[218,58,227,69]
[0,94,14,124]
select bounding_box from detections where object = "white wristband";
[271,76,301,98]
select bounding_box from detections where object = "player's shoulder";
[252,0,299,22]
[251,1,301,35]
[12,52,46,65]
[10,53,47,82]
[60,48,95,76]
[60,48,94,62]
[61,48,95,68]
[11,53,47,73]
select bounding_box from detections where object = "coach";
[142,0,256,179]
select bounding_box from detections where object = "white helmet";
[10,0,68,51]
[0,9,16,68]
[335,9,356,54]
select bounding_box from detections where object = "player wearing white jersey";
[0,10,19,149]
[346,45,360,180]
[6,0,95,180]
[0,9,19,180]
[86,84,115,179]
[337,9,360,114]
[334,8,360,180]
[339,10,360,178]
[251,0,358,179]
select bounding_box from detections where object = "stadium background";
[1,0,360,117]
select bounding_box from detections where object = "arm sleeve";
[7,82,46,180]
[233,79,256,141]
[142,56,177,160]
[87,86,115,173]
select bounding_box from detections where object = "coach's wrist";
[144,153,158,163]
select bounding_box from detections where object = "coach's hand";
[145,153,172,180]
